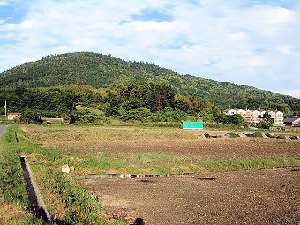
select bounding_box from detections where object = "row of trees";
[0,82,283,127]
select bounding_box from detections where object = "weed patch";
[0,126,47,224]
[227,132,239,138]
[1,125,124,224]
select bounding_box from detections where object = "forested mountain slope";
[0,52,299,112]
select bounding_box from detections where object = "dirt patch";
[79,167,300,225]
[0,200,29,224]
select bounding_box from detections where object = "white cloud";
[0,1,9,6]
[0,0,299,97]
[277,45,292,55]
[0,19,37,31]
[19,19,36,29]
[227,32,247,41]
[249,56,265,67]
[52,46,69,54]
[266,7,294,24]
[19,58,34,64]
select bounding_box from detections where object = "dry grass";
[0,197,39,224]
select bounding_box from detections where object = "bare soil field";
[79,167,300,225]
[22,125,300,163]
[21,125,300,224]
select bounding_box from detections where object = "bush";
[227,132,239,138]
[118,107,151,121]
[19,109,43,124]
[147,107,187,122]
[253,132,263,138]
[277,135,286,139]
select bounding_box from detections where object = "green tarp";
[181,122,204,129]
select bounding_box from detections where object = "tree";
[118,81,175,112]
[257,113,274,129]
[19,109,43,124]
[118,107,151,121]
[228,114,246,125]
[149,107,187,122]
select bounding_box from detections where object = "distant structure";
[223,109,284,126]
[283,116,300,127]
[7,113,21,121]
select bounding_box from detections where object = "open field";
[80,167,300,225]
[22,125,300,173]
[16,124,300,224]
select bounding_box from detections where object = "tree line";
[0,82,291,128]
[0,52,299,117]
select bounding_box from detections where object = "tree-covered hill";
[0,52,299,113]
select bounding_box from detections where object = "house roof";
[283,117,300,123]
[8,113,21,115]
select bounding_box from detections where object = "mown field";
[0,124,299,224]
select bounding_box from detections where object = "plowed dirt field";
[79,167,300,225]
[22,125,300,224]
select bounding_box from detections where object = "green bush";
[253,132,263,138]
[227,132,239,138]
[277,135,286,139]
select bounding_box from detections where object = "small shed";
[182,122,204,130]
[8,113,21,120]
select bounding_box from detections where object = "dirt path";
[79,167,300,225]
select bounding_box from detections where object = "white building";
[224,109,284,125]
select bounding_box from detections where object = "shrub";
[253,132,263,138]
[227,132,239,138]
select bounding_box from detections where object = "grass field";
[1,124,299,224]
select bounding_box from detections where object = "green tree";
[19,109,43,124]
[118,107,151,121]
[119,81,175,112]
[257,113,274,129]
[228,114,246,125]
[148,107,187,122]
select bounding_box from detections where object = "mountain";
[0,52,299,112]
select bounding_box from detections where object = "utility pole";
[4,100,7,117]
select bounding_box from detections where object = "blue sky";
[0,0,299,98]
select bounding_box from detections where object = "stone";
[62,165,71,173]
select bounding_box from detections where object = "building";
[7,113,21,120]
[223,109,237,115]
[283,116,300,126]
[224,109,284,125]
